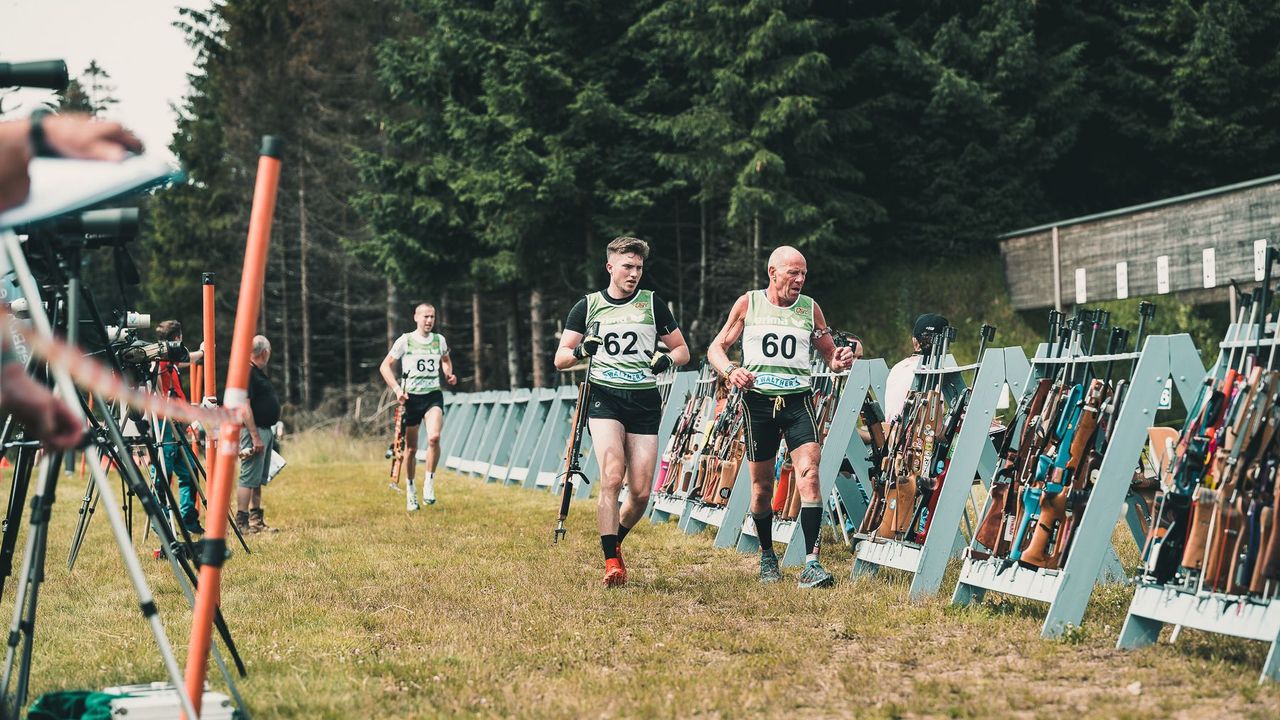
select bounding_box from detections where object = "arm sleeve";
[564,297,588,334]
[388,334,407,359]
[652,294,679,335]
[440,335,450,356]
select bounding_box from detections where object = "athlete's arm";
[554,330,584,371]
[379,353,406,402]
[707,294,753,389]
[812,302,855,372]
[441,351,457,386]
[659,328,691,367]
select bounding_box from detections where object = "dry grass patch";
[3,433,1278,718]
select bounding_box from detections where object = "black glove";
[574,333,603,359]
[649,351,673,375]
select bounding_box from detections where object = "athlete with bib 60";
[708,246,856,588]
[555,237,690,587]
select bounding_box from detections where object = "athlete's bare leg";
[589,418,628,535]
[404,422,420,483]
[620,432,658,529]
[423,406,444,473]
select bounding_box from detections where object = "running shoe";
[423,477,436,505]
[406,482,419,512]
[759,552,782,584]
[797,559,835,589]
[388,481,401,492]
[602,558,627,588]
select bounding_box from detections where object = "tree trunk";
[299,162,312,409]
[506,287,521,390]
[675,195,684,323]
[583,208,594,288]
[753,211,761,288]
[386,278,398,350]
[471,289,484,390]
[530,286,546,388]
[342,263,352,414]
[279,218,293,404]
[698,197,708,322]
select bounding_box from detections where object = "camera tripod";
[0,226,248,717]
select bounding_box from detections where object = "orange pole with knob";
[202,272,218,479]
[183,137,283,717]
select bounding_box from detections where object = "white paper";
[1202,247,1216,288]
[1256,239,1268,281]
[1074,267,1087,304]
[267,450,287,483]
[1156,255,1170,294]
[1115,261,1129,299]
[0,155,182,229]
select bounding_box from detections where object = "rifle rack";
[852,347,1030,599]
[1117,326,1280,684]
[649,371,722,528]
[951,335,1204,638]
[731,359,890,568]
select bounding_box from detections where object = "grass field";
[10,431,1280,718]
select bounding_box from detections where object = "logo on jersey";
[601,369,648,383]
[633,301,649,310]
[792,306,808,317]
[754,374,803,390]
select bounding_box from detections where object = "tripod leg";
[0,447,35,602]
[66,473,98,570]
[178,434,250,554]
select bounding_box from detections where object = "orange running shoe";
[602,558,627,588]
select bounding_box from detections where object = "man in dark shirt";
[237,334,282,534]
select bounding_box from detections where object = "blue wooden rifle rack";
[500,387,558,487]
[481,390,529,481]
[443,390,497,472]
[527,385,583,491]
[951,335,1204,638]
[1117,326,1280,683]
[731,359,890,568]
[852,347,1030,599]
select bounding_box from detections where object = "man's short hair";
[606,236,649,260]
[414,302,435,314]
[156,320,182,341]
[251,335,271,356]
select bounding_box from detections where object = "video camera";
[118,340,189,366]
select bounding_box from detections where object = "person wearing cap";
[883,313,950,423]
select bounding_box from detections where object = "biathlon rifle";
[553,321,600,544]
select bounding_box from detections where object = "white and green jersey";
[742,290,814,396]
[585,289,659,390]
[390,331,449,394]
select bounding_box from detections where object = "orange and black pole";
[184,137,283,717]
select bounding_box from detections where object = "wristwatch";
[723,362,740,379]
[28,108,58,158]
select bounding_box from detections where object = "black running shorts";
[403,390,444,426]
[586,384,662,436]
[742,390,818,461]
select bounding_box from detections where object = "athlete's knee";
[426,431,441,446]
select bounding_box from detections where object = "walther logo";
[751,316,810,330]
[601,312,647,324]
[603,369,647,383]
[633,301,649,310]
[755,374,802,389]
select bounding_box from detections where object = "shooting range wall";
[1000,173,1280,311]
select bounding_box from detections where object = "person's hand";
[251,435,265,456]
[445,373,458,386]
[727,367,754,390]
[574,333,603,360]
[831,345,855,372]
[397,387,409,404]
[41,114,143,161]
[0,364,83,450]
[649,351,672,375]
[0,139,31,211]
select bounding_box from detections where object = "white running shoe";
[388,481,401,493]
[406,482,419,512]
[423,477,436,505]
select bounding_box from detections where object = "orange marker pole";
[202,272,218,479]
[184,137,283,717]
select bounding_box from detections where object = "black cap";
[912,313,950,346]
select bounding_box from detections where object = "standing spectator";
[237,335,281,534]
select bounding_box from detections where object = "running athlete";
[380,303,457,512]
[554,236,690,587]
[707,246,856,587]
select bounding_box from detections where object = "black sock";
[752,511,774,555]
[801,504,822,556]
[617,523,632,545]
[601,534,619,561]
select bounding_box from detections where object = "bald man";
[707,246,856,587]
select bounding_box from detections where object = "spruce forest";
[125,0,1280,415]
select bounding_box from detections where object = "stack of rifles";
[858,323,995,546]
[1142,285,1280,600]
[656,333,852,518]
